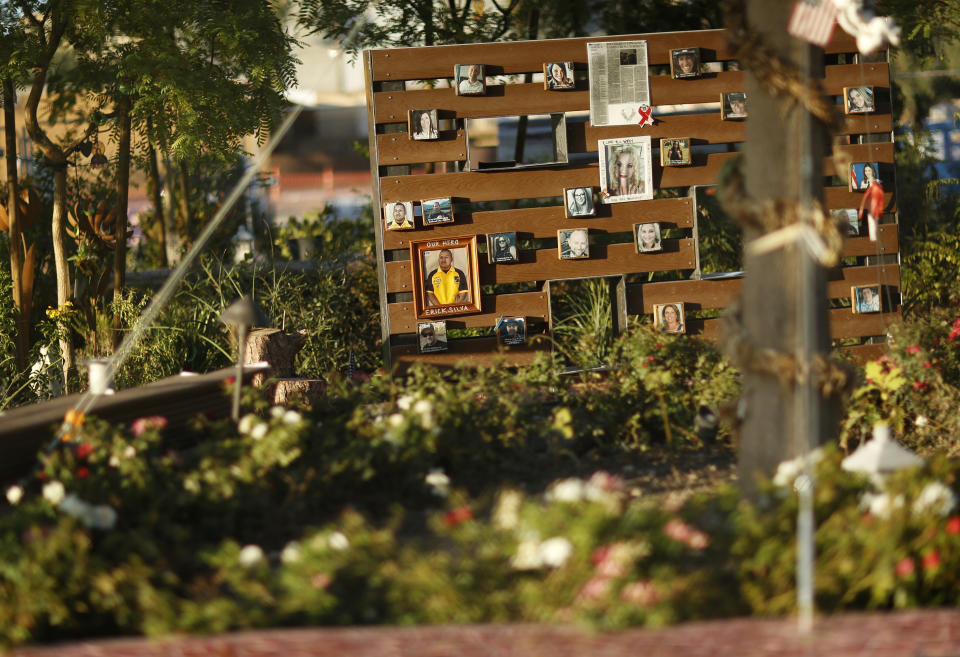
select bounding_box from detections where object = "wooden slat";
[842,224,898,256]
[391,336,550,368]
[385,239,697,292]
[387,290,550,335]
[829,308,900,339]
[826,264,901,298]
[825,186,896,213]
[626,278,742,314]
[381,197,695,249]
[376,129,466,166]
[372,64,889,125]
[368,29,859,82]
[838,342,888,363]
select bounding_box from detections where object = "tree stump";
[273,379,326,406]
[243,328,307,388]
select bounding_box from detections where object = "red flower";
[912,381,927,391]
[922,550,941,571]
[945,516,960,535]
[646,356,656,363]
[906,345,921,355]
[895,557,915,578]
[923,361,933,369]
[443,506,473,527]
[76,466,90,479]
[75,442,94,459]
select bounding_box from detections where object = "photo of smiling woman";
[635,222,662,252]
[844,86,874,114]
[654,302,685,334]
[544,61,575,90]
[598,136,653,203]
[409,109,439,140]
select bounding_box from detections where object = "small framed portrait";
[844,86,875,114]
[418,320,448,353]
[384,201,415,231]
[671,48,700,79]
[564,187,595,218]
[409,109,439,141]
[634,222,663,253]
[832,208,859,236]
[598,136,653,204]
[410,235,482,319]
[721,92,748,120]
[422,197,454,225]
[654,302,685,334]
[852,285,881,314]
[497,316,526,346]
[849,161,881,192]
[455,64,486,96]
[660,138,691,166]
[558,228,590,260]
[487,231,519,264]
[544,61,575,90]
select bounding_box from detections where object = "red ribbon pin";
[638,105,655,127]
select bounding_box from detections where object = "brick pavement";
[11,609,960,657]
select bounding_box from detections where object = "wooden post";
[739,1,833,490]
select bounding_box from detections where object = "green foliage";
[550,278,615,369]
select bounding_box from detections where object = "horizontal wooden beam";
[387,290,550,335]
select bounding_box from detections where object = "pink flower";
[945,516,960,535]
[588,471,626,493]
[578,575,611,601]
[906,345,921,355]
[310,573,331,589]
[922,550,941,571]
[895,557,915,578]
[663,518,710,550]
[620,580,660,608]
[132,416,168,437]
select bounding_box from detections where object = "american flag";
[787,0,838,47]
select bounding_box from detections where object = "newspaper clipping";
[598,136,653,204]
[587,40,651,127]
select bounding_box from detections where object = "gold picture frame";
[411,235,482,319]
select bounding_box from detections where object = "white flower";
[396,395,415,411]
[250,422,269,440]
[913,482,957,516]
[328,531,349,551]
[773,448,824,487]
[387,413,405,429]
[861,491,904,519]
[281,541,302,564]
[412,399,435,429]
[510,538,543,570]
[493,490,522,530]
[425,469,450,496]
[238,414,257,434]
[238,544,265,566]
[42,481,66,506]
[5,485,24,505]
[109,454,121,467]
[123,445,137,459]
[283,410,302,425]
[915,415,929,428]
[88,505,117,530]
[270,406,285,419]
[538,536,574,568]
[546,478,586,503]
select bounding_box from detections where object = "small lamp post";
[842,422,924,485]
[218,295,270,421]
[232,223,255,263]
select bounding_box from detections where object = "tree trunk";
[146,132,168,267]
[177,161,190,241]
[51,167,75,390]
[3,77,27,371]
[112,95,132,350]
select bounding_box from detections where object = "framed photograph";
[487,231,519,264]
[844,86,875,114]
[670,48,700,79]
[564,187,595,218]
[558,228,590,260]
[455,64,486,96]
[598,136,653,204]
[851,285,881,314]
[544,61,575,90]
[721,92,748,120]
[832,208,859,236]
[410,235,482,319]
[409,109,439,141]
[422,197,454,225]
[634,222,663,253]
[418,320,449,353]
[384,201,415,231]
[497,316,526,346]
[660,138,691,166]
[849,161,881,192]
[654,302,685,334]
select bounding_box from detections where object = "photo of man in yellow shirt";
[425,248,470,306]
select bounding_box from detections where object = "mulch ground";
[13,610,960,657]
